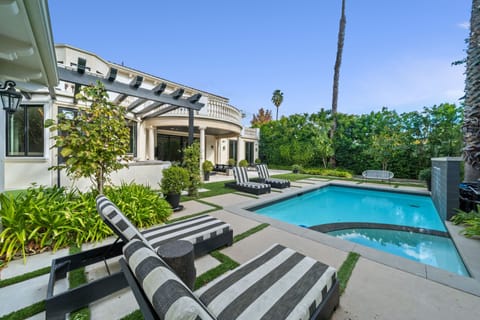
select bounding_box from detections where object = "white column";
[237,135,242,164]
[199,127,206,164]
[147,126,155,160]
[137,122,146,161]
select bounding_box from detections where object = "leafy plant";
[451,207,480,238]
[254,158,262,164]
[228,158,236,167]
[160,166,189,195]
[303,168,352,178]
[45,81,130,194]
[202,160,214,173]
[418,168,431,181]
[238,159,249,167]
[292,164,303,173]
[183,142,201,197]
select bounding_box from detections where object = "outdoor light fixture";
[0,80,22,113]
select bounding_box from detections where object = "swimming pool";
[253,185,469,276]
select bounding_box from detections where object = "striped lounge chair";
[257,164,291,189]
[96,195,233,257]
[225,166,271,195]
[121,239,339,320]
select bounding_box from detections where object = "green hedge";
[302,168,352,178]
[0,183,172,264]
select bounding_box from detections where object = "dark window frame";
[6,104,45,157]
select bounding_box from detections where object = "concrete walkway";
[1,178,479,319]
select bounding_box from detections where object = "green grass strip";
[0,266,50,289]
[233,223,269,243]
[194,251,240,290]
[0,301,45,320]
[121,310,142,320]
[337,252,360,294]
[68,246,90,320]
[195,199,223,210]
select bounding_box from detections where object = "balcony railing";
[159,98,243,125]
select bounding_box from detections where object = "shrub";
[202,160,214,172]
[451,207,480,238]
[292,164,303,173]
[160,166,189,194]
[255,158,262,164]
[183,142,201,197]
[228,158,236,167]
[0,183,172,264]
[303,168,352,178]
[238,159,249,167]
[105,182,172,229]
[418,168,431,181]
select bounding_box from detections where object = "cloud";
[458,21,470,30]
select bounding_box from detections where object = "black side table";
[156,240,196,290]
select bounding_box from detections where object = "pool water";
[254,186,469,276]
[329,228,469,276]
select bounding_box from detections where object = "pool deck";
[1,174,479,319]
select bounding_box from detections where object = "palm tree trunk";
[463,0,480,181]
[330,0,346,167]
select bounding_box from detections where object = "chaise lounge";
[45,196,233,319]
[257,164,291,189]
[121,238,340,320]
[225,166,271,195]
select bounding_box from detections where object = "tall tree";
[463,0,480,181]
[251,107,273,127]
[45,82,130,194]
[271,89,284,121]
[330,0,347,166]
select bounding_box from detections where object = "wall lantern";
[0,80,22,113]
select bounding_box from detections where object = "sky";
[48,0,471,123]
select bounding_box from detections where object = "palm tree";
[463,0,480,181]
[271,89,284,121]
[330,0,347,167]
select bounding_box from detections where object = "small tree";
[183,142,201,197]
[251,108,272,127]
[45,82,130,194]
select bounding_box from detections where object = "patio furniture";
[362,170,394,181]
[225,166,271,195]
[257,164,291,189]
[96,195,233,256]
[157,239,196,290]
[121,239,340,320]
[45,196,233,319]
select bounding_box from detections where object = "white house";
[0,0,259,192]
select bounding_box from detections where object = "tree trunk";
[463,0,480,181]
[330,0,346,167]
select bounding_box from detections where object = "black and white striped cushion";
[96,195,149,244]
[195,244,337,320]
[233,166,249,184]
[142,215,231,249]
[237,182,270,190]
[257,164,270,179]
[265,178,290,186]
[96,195,232,250]
[123,239,215,320]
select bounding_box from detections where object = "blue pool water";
[254,186,469,276]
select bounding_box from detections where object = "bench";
[362,170,394,181]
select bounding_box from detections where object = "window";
[245,141,254,164]
[229,140,237,162]
[6,105,44,156]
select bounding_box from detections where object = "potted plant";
[418,168,432,191]
[254,158,262,166]
[202,160,214,181]
[239,159,249,167]
[228,158,236,167]
[160,166,189,209]
[292,164,302,174]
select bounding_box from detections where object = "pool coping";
[224,181,480,296]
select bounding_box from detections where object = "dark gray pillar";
[188,109,194,145]
[431,157,462,221]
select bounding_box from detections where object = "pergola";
[57,57,205,145]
